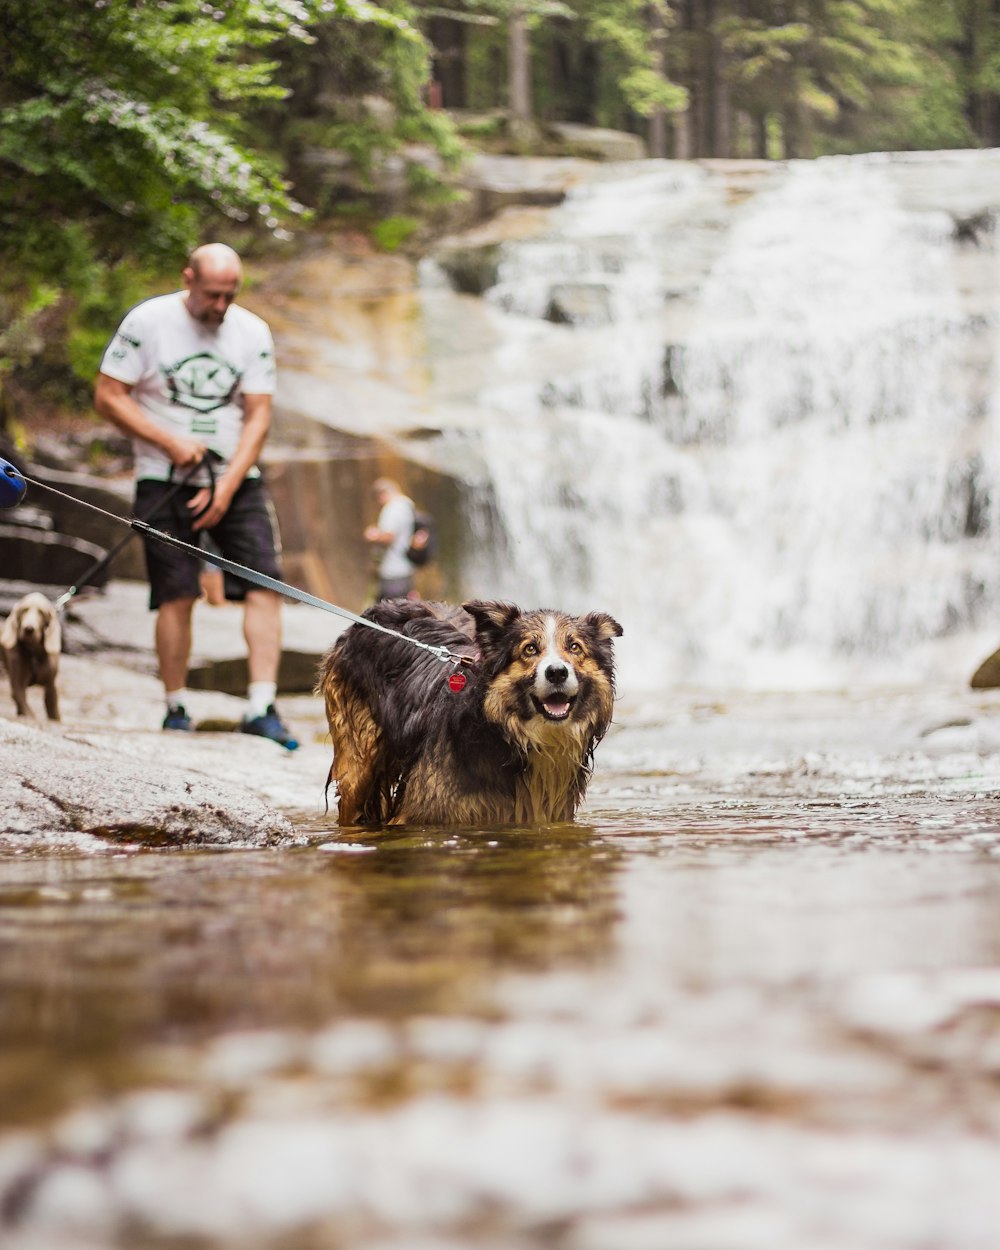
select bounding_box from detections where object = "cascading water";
[421,151,1000,693]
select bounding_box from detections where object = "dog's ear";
[0,605,19,650]
[462,600,521,653]
[42,601,62,657]
[583,611,623,642]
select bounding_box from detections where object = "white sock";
[247,681,277,719]
[165,689,188,711]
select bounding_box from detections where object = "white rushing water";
[421,151,1000,695]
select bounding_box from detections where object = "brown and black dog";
[318,598,623,826]
[1,592,62,721]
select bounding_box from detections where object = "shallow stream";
[4,684,1000,1249]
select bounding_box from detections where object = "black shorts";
[135,476,283,609]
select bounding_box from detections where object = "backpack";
[406,509,437,567]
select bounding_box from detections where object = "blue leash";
[0,454,464,666]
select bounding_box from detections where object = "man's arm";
[94,374,206,467]
[189,392,272,532]
[364,498,410,548]
[365,522,394,546]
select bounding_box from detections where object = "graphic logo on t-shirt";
[163,352,241,414]
[107,328,141,364]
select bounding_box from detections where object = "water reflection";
[323,825,620,1002]
[0,824,619,1125]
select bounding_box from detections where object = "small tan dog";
[1,592,62,721]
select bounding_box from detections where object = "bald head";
[188,243,242,281]
[373,477,401,504]
[183,243,243,327]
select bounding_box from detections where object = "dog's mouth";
[536,693,576,721]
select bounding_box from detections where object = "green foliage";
[618,67,688,116]
[65,255,161,387]
[457,0,981,156]
[576,0,688,118]
[0,285,59,376]
[0,0,449,410]
[711,0,966,156]
[1,0,326,406]
[373,214,421,248]
[0,0,322,255]
[257,0,464,218]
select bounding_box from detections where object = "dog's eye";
[568,640,584,655]
[522,643,539,658]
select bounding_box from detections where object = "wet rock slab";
[0,717,296,847]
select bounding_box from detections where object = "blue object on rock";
[0,457,27,509]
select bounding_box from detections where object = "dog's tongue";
[544,695,571,718]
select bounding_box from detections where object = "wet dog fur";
[318,599,623,826]
[1,592,62,721]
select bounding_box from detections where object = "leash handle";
[167,448,219,521]
[54,450,221,611]
[0,456,27,509]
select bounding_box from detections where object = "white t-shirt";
[98,290,276,483]
[378,494,416,578]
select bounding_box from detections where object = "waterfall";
[421,152,1000,693]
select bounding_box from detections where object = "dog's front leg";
[9,661,32,717]
[44,674,60,722]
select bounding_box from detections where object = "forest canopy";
[0,0,996,418]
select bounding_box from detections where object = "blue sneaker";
[240,704,299,751]
[162,704,192,732]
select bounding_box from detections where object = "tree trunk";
[648,3,669,158]
[427,18,467,109]
[752,112,767,159]
[509,9,533,125]
[674,110,692,158]
[712,42,731,156]
[689,0,709,155]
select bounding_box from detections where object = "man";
[364,477,416,601]
[94,242,297,748]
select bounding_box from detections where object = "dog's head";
[463,599,622,748]
[0,592,61,657]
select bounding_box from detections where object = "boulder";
[187,648,324,696]
[434,243,503,295]
[0,525,112,588]
[548,122,647,161]
[970,645,1000,688]
[546,283,614,326]
[20,465,145,580]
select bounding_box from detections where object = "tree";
[263,0,464,189]
[952,0,1000,144]
[580,0,687,138]
[0,0,421,408]
[712,0,970,158]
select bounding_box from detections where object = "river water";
[4,681,1000,1248]
[5,151,1000,1247]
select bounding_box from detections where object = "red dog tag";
[448,672,467,692]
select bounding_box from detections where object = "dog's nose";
[545,663,569,685]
